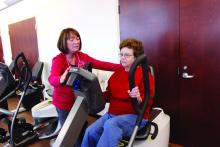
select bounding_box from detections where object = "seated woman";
[81,38,154,147]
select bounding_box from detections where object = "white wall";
[0,0,120,90]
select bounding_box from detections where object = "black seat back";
[0,62,17,117]
[8,60,15,74]
[31,61,44,82]
[22,61,44,111]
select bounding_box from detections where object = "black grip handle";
[149,121,158,139]
[14,52,31,84]
[84,62,93,72]
[128,54,150,126]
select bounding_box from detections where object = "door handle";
[182,72,194,79]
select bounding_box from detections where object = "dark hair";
[57,28,82,54]
[119,38,144,57]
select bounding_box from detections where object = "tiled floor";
[0,97,184,147]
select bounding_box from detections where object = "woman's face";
[66,33,80,54]
[119,47,135,71]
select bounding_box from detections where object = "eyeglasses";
[118,53,134,58]
[68,36,80,41]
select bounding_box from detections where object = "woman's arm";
[83,53,121,71]
[48,58,66,87]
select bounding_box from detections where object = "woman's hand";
[128,86,142,104]
[60,66,71,84]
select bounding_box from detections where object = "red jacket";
[48,52,121,110]
[104,67,154,119]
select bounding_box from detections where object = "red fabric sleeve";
[81,53,121,71]
[48,57,64,87]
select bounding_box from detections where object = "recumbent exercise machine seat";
[119,108,170,147]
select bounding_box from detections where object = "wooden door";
[0,33,4,62]
[9,17,39,68]
[120,0,220,146]
[119,0,181,143]
[179,0,220,146]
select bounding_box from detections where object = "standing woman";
[48,28,121,126]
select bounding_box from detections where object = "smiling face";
[120,47,135,71]
[67,33,81,54]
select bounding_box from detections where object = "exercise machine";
[0,52,39,146]
[0,52,51,146]
[51,55,170,147]
[31,90,61,140]
[52,66,105,147]
[30,62,93,140]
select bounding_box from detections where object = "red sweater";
[48,52,121,110]
[104,67,154,119]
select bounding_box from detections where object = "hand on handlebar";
[60,66,71,84]
[128,86,142,104]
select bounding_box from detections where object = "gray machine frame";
[53,67,105,147]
